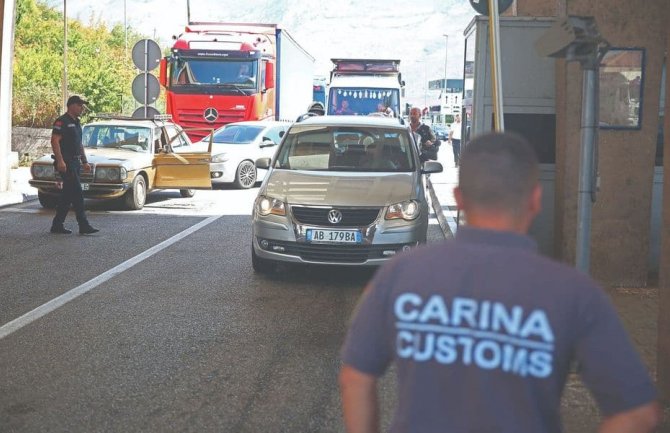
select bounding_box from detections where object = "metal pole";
[62,0,68,112]
[187,0,192,24]
[144,39,148,118]
[487,0,504,131]
[124,0,127,58]
[575,67,598,273]
[443,34,448,124]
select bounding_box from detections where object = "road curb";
[427,178,454,239]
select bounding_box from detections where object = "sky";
[54,0,479,106]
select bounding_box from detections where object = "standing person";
[50,95,99,235]
[409,107,437,161]
[448,113,462,167]
[339,132,660,433]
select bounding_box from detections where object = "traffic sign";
[131,73,160,105]
[132,106,161,119]
[131,39,161,72]
[469,0,513,15]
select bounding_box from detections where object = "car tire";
[124,175,147,210]
[38,191,58,209]
[180,189,195,198]
[234,160,257,189]
[251,245,276,274]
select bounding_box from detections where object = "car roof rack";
[92,113,174,122]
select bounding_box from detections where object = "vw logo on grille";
[203,107,218,123]
[327,209,343,224]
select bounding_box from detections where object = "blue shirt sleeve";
[574,285,657,415]
[340,263,398,377]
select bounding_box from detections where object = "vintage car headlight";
[95,166,126,182]
[211,153,228,163]
[256,195,286,216]
[385,200,420,221]
[31,163,55,179]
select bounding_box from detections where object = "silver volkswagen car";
[251,116,442,272]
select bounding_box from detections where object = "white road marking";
[0,214,222,340]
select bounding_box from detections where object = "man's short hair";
[458,132,539,213]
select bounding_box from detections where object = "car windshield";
[82,125,151,152]
[204,125,265,144]
[274,126,415,172]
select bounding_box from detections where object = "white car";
[194,121,290,189]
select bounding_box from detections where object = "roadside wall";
[12,127,51,164]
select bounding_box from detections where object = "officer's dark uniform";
[414,123,438,162]
[51,113,91,231]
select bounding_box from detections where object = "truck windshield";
[82,125,152,152]
[328,88,400,117]
[171,58,257,88]
[275,127,415,172]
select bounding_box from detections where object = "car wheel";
[180,189,195,198]
[38,191,58,209]
[234,160,257,189]
[124,175,146,210]
[252,245,276,274]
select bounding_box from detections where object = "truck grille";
[176,109,246,140]
[291,206,381,227]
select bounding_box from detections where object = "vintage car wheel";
[180,189,195,198]
[234,160,257,189]
[251,245,276,274]
[124,175,147,210]
[38,191,59,209]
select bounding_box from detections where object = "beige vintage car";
[29,116,212,210]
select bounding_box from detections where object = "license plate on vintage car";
[306,229,362,244]
[81,183,90,191]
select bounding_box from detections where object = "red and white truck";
[159,23,314,141]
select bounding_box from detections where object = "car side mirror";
[256,157,271,169]
[421,161,443,174]
[260,138,276,148]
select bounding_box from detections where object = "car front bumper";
[29,179,129,199]
[252,210,428,266]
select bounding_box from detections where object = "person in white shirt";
[449,114,463,167]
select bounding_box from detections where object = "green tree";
[12,0,150,127]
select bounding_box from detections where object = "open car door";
[153,130,213,189]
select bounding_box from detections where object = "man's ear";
[529,183,542,218]
[454,186,464,211]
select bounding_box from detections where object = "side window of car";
[265,126,286,144]
[165,125,186,148]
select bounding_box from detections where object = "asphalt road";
[0,187,445,432]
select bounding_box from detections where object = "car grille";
[291,206,381,227]
[270,241,406,263]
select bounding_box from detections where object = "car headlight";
[211,153,228,163]
[385,200,420,221]
[256,195,286,216]
[31,164,55,179]
[95,166,122,182]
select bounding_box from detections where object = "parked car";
[433,124,449,141]
[251,115,443,273]
[192,121,290,189]
[29,116,212,210]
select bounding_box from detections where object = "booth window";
[599,48,645,130]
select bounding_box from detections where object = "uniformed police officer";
[50,95,99,235]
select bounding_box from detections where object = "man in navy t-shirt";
[339,133,660,433]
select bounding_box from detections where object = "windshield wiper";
[221,83,246,95]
